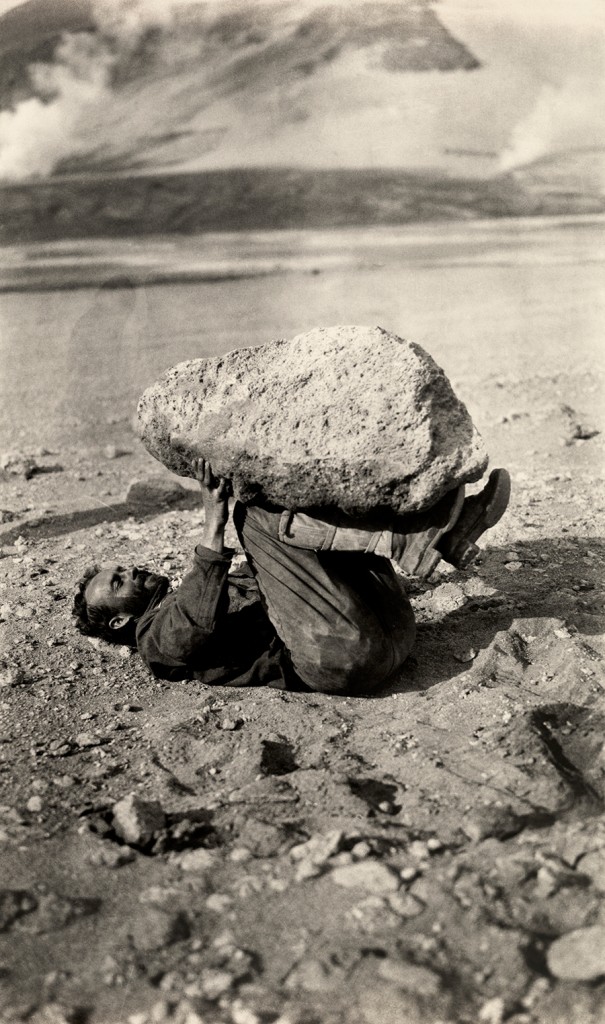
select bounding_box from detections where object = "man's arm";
[136,458,234,679]
[197,457,231,553]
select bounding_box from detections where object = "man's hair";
[72,565,136,646]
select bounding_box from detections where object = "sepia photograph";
[0,1,604,1022]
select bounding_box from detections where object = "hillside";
[1,160,604,245]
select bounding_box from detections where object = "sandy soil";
[0,226,604,1024]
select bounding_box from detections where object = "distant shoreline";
[1,214,603,295]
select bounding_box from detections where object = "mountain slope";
[0,0,480,179]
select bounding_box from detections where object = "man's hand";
[190,457,231,551]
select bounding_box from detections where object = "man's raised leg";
[232,503,415,696]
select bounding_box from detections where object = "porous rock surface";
[137,326,488,514]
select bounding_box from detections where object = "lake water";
[0,215,603,448]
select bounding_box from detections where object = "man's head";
[72,565,169,645]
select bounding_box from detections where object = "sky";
[0,0,602,28]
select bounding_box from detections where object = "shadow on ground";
[387,536,604,695]
[0,494,202,547]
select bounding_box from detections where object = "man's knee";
[294,623,416,696]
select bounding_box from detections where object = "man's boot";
[437,468,511,569]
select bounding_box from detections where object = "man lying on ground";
[72,459,510,695]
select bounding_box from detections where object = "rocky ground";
[0,361,604,1024]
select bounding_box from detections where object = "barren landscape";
[0,216,604,1024]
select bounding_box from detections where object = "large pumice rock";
[137,326,488,516]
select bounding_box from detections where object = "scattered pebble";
[387,892,425,918]
[547,925,605,980]
[285,958,340,993]
[111,793,166,847]
[478,996,506,1024]
[175,848,215,872]
[219,718,241,731]
[453,647,477,663]
[206,893,233,913]
[74,732,104,748]
[198,968,234,999]
[378,958,441,996]
[330,860,399,894]
[577,849,605,892]
[351,841,372,860]
[88,844,136,869]
[0,452,39,480]
[129,907,190,952]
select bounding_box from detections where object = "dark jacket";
[135,545,295,688]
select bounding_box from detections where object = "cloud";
[0,34,115,179]
[499,76,605,171]
[0,0,194,180]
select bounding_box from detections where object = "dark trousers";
[233,502,416,695]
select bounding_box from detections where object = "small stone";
[74,732,103,748]
[206,894,233,913]
[330,851,354,867]
[238,818,285,857]
[286,958,340,993]
[229,847,252,863]
[408,840,430,861]
[88,843,136,868]
[129,907,190,952]
[53,775,76,789]
[220,718,240,731]
[0,888,38,930]
[478,996,506,1024]
[351,841,372,860]
[0,666,25,687]
[0,452,39,479]
[23,891,99,933]
[200,968,234,999]
[331,860,399,894]
[112,792,166,847]
[177,848,215,872]
[399,865,419,883]
[427,837,443,853]
[547,925,605,980]
[427,582,467,614]
[138,885,181,907]
[103,444,125,460]
[294,860,322,882]
[453,648,477,663]
[387,892,424,918]
[125,476,189,510]
[26,796,43,813]
[534,866,558,899]
[231,1001,263,1024]
[553,627,571,639]
[378,958,441,996]
[289,829,344,866]
[577,849,605,892]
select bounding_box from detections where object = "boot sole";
[442,469,511,568]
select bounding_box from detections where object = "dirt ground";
[1,275,605,1023]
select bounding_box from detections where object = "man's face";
[85,565,167,621]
